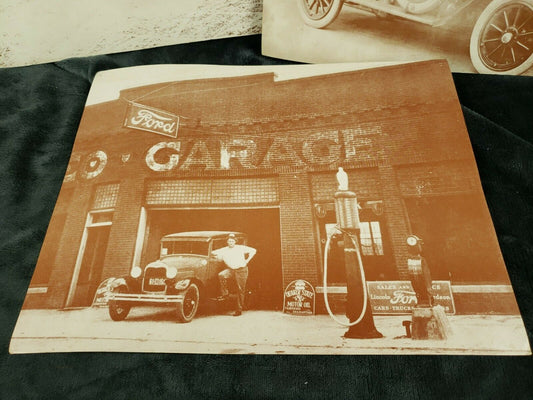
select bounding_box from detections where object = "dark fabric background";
[0,35,532,399]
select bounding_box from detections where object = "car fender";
[107,277,128,291]
[174,278,191,291]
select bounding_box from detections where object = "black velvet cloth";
[0,35,532,399]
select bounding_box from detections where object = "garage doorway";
[70,225,111,307]
[143,208,283,310]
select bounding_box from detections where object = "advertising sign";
[283,280,315,315]
[367,281,455,315]
[91,278,115,307]
[124,102,180,138]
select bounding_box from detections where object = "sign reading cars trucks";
[367,281,455,314]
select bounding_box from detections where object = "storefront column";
[131,206,147,270]
[278,172,319,288]
[378,164,411,278]
[101,176,146,278]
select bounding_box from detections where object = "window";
[212,238,228,252]
[146,180,211,204]
[212,178,278,204]
[145,177,279,205]
[359,221,384,256]
[91,211,114,224]
[320,210,391,282]
[162,240,209,256]
[92,183,120,210]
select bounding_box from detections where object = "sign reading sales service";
[367,281,455,315]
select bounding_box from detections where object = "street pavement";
[0,0,262,67]
[9,307,531,355]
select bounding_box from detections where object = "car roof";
[161,231,245,240]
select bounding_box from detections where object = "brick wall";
[452,293,520,314]
[378,164,411,278]
[278,172,319,288]
[101,176,145,278]
[44,184,92,308]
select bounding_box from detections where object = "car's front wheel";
[108,286,131,321]
[298,0,344,29]
[176,283,200,323]
[470,0,533,74]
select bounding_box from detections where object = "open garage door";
[143,208,283,310]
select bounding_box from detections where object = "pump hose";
[323,227,368,327]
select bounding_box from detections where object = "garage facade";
[23,62,519,314]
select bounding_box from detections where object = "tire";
[176,283,200,323]
[297,0,344,29]
[470,0,533,75]
[108,286,131,321]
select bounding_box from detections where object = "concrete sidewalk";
[9,307,531,355]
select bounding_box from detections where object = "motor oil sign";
[283,280,315,315]
[91,278,115,307]
[367,281,455,314]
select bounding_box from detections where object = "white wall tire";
[470,0,533,74]
[176,283,200,323]
[108,286,131,321]
[297,0,344,29]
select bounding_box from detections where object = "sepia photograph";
[0,0,262,67]
[9,61,531,355]
[262,0,533,76]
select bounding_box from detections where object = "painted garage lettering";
[146,142,181,171]
[65,129,379,180]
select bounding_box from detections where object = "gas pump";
[406,235,433,307]
[406,235,452,340]
[322,168,383,339]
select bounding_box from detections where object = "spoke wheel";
[108,286,131,321]
[176,283,200,323]
[298,0,344,29]
[470,0,533,74]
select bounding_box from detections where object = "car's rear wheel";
[176,283,200,323]
[470,0,533,74]
[108,286,131,321]
[298,0,344,29]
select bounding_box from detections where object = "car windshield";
[161,240,209,256]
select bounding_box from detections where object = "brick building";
[24,61,519,314]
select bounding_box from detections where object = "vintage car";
[107,231,247,323]
[298,0,533,75]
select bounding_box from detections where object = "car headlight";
[406,235,419,247]
[166,267,178,279]
[131,266,142,278]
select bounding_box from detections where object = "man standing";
[213,233,257,316]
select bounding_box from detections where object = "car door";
[206,237,227,295]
